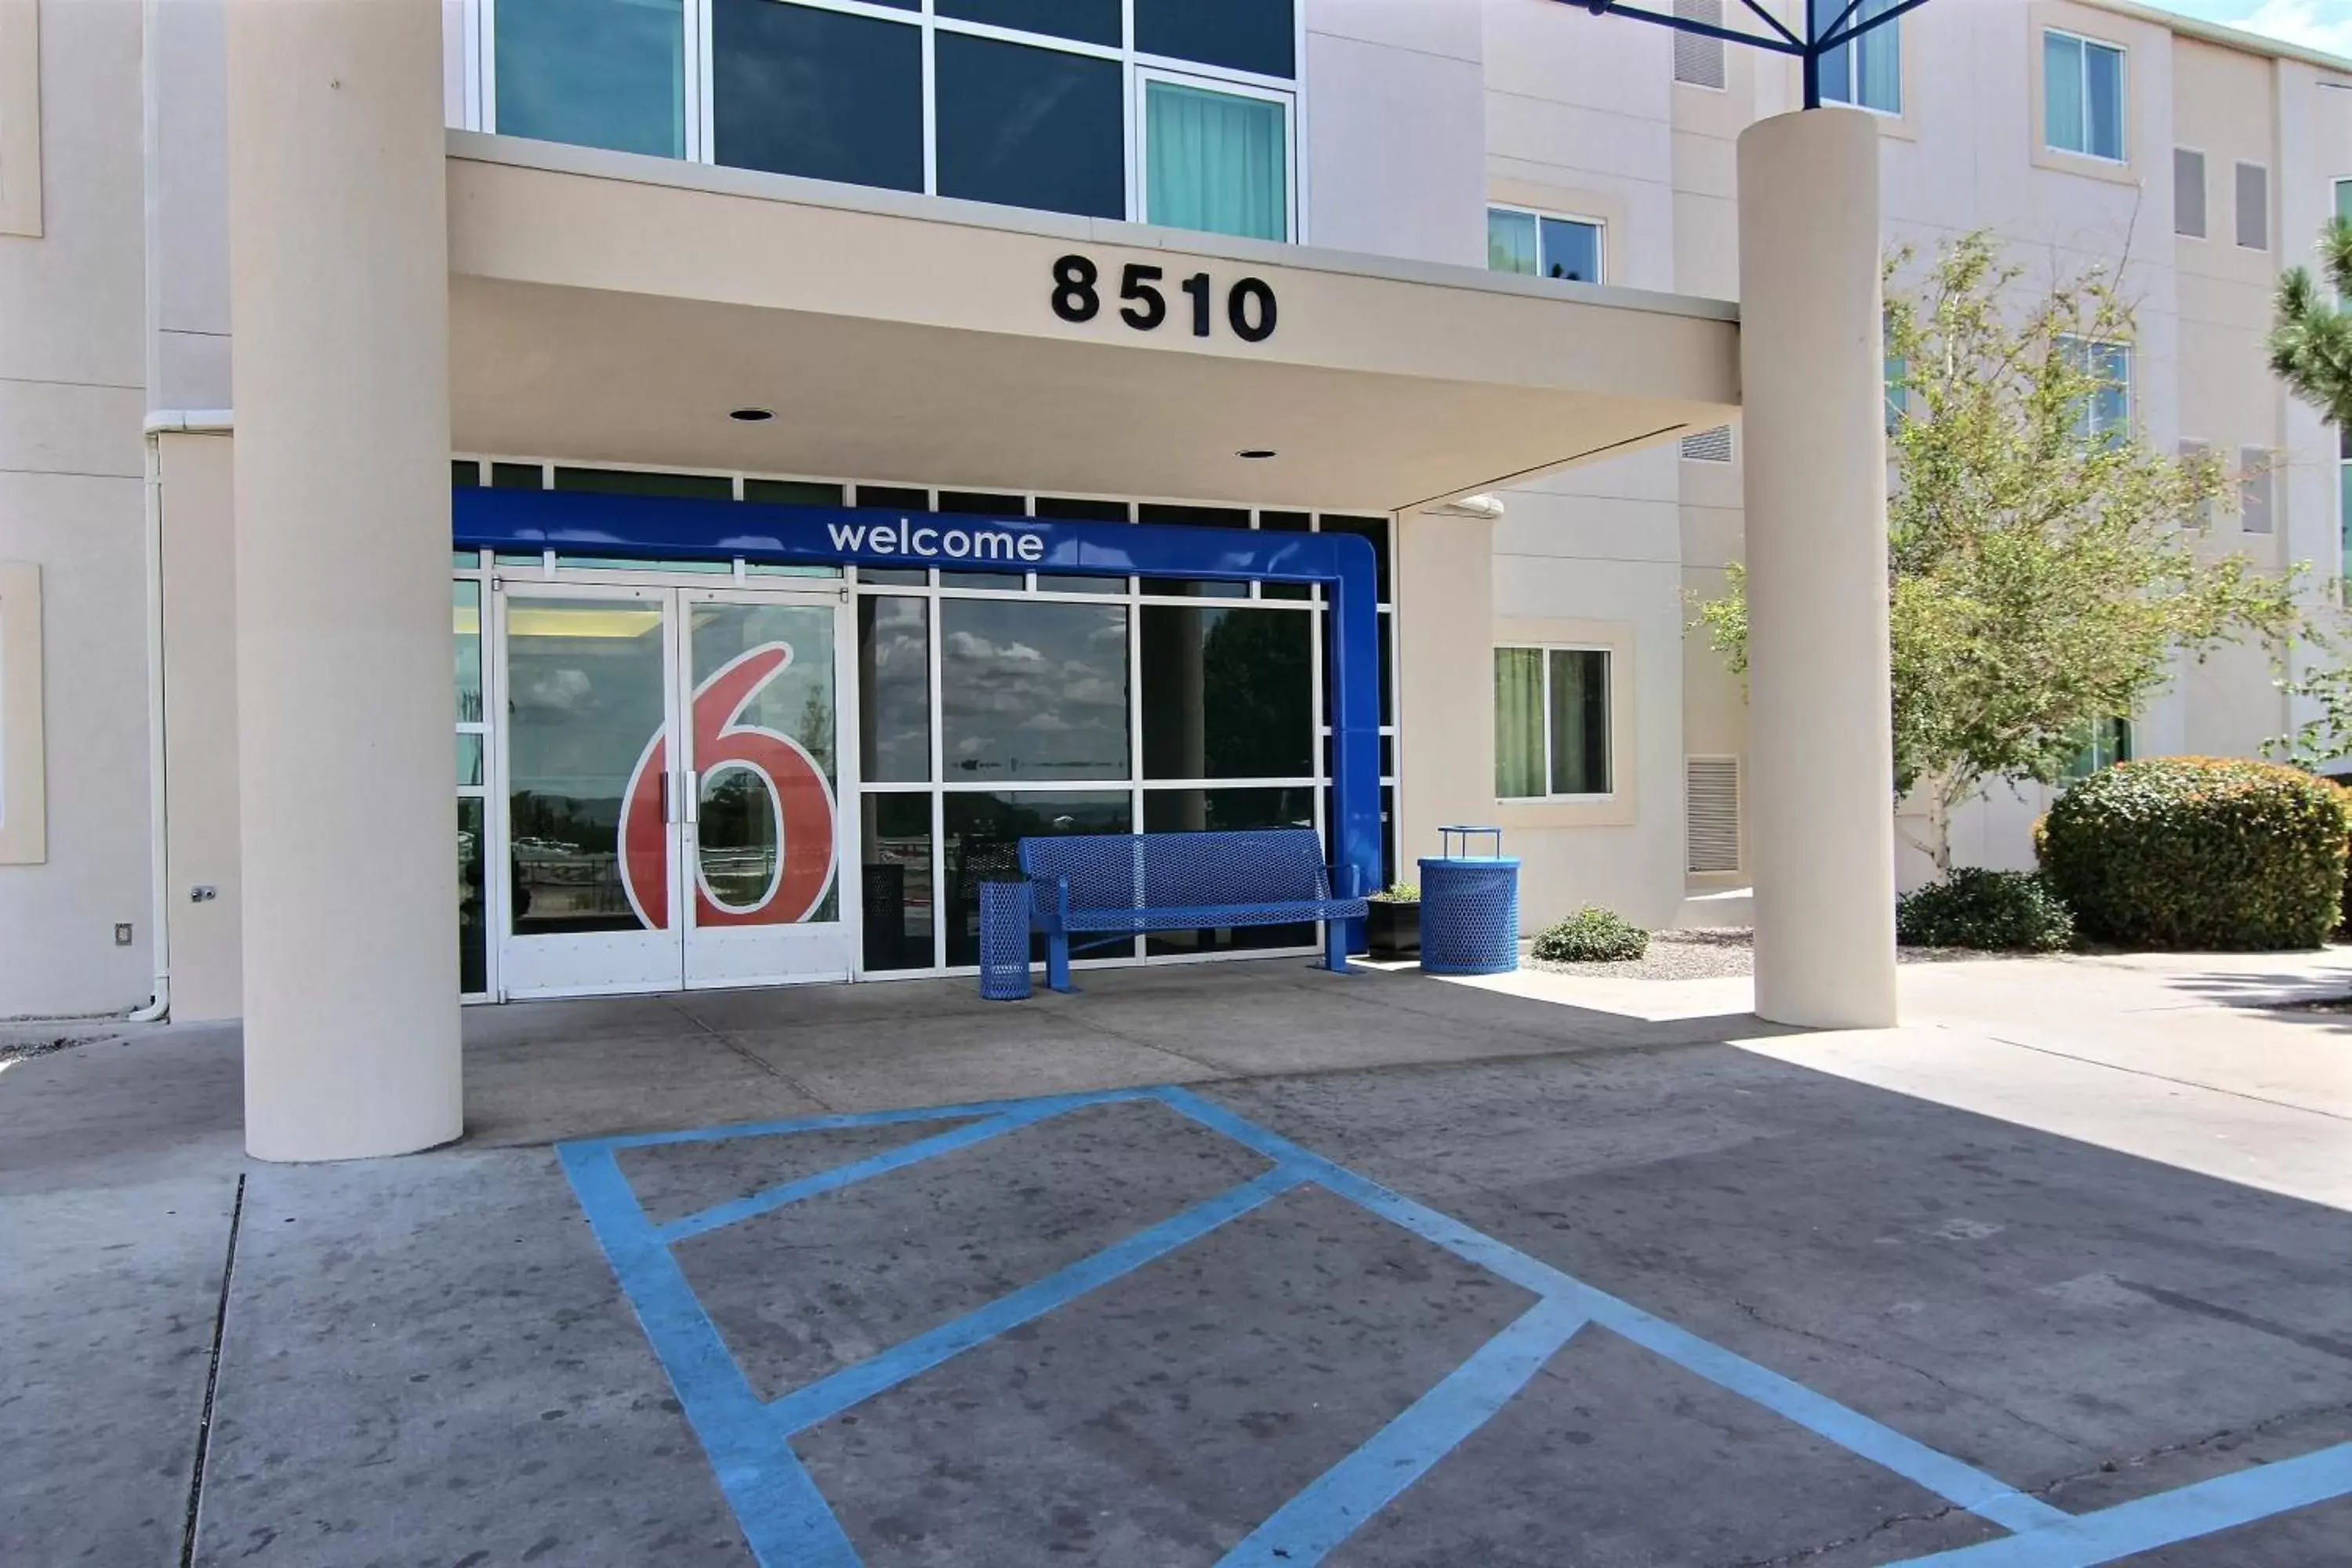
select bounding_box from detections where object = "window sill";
[1493,794,1635,830]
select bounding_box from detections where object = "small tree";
[2268,215,2352,428]
[1697,233,2298,874]
[2263,215,2352,769]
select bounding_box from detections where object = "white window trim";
[1486,202,1608,286]
[2044,27,2128,165]
[464,0,1307,241]
[0,562,46,865]
[1131,66,1299,242]
[1494,643,1616,804]
[2056,332,2132,442]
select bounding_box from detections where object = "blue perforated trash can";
[977,880,1033,1001]
[1418,826,1520,976]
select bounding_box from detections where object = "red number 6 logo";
[618,643,837,931]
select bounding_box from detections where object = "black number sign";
[1051,254,1277,344]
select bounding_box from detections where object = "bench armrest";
[1028,874,1071,932]
[1327,863,1367,899]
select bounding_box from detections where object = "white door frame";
[490,577,858,1000]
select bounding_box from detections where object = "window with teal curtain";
[495,0,685,159]
[2045,31,2087,154]
[1145,81,1287,241]
[1548,650,1610,796]
[1487,208,1539,276]
[1494,650,1545,799]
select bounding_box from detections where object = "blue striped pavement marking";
[655,1102,1070,1243]
[1882,1441,2352,1566]
[1214,1295,1593,1567]
[764,1164,1309,1436]
[560,1082,2351,1568]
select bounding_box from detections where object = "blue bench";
[1019,828,1369,993]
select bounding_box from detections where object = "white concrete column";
[1736,109,1899,1029]
[227,0,461,1157]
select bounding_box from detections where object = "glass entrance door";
[495,582,852,999]
[678,590,852,989]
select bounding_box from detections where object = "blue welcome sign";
[454,485,1385,944]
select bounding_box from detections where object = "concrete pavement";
[3,954,2347,1565]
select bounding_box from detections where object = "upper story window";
[1813,0,1900,114]
[1486,206,1604,284]
[2044,29,2125,162]
[476,0,1298,240]
[2057,336,2131,445]
[2174,147,2205,238]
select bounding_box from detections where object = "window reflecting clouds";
[939,600,1131,781]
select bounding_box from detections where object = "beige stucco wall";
[0,0,152,1015]
[158,430,240,1022]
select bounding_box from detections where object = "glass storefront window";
[860,793,934,971]
[1140,605,1312,780]
[454,581,484,724]
[689,600,840,924]
[943,790,1132,965]
[494,0,684,158]
[712,0,924,190]
[939,599,1131,782]
[507,599,669,935]
[459,797,488,995]
[1135,0,1295,78]
[939,0,1119,48]
[858,595,931,784]
[935,33,1123,218]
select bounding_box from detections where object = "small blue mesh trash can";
[1418,826,1520,976]
[977,880,1033,1001]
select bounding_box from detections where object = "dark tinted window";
[553,466,734,500]
[938,0,1119,46]
[857,485,931,510]
[1318,514,1391,602]
[1135,0,1294,78]
[1141,605,1312,779]
[713,0,923,193]
[858,596,931,783]
[745,479,845,507]
[860,793,932,971]
[940,599,1131,780]
[935,33,1123,218]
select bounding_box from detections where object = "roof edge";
[447,129,1740,326]
[2078,0,2352,76]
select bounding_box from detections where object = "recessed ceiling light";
[729,407,775,423]
[1236,448,1276,459]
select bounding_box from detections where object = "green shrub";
[1896,868,2074,952]
[2039,757,2350,949]
[1530,906,1648,962]
[1368,882,1421,905]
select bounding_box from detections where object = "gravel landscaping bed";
[1525,927,2016,981]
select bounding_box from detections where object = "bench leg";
[1322,920,1356,976]
[1045,931,1076,994]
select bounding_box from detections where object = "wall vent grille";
[1680,424,1734,463]
[1672,0,1726,88]
[1686,757,1740,873]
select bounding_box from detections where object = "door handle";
[659,768,673,826]
[682,769,699,826]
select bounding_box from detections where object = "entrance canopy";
[445,134,1741,514]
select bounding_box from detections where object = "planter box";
[1367,900,1421,958]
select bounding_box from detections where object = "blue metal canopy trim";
[1566,0,1930,109]
[453,485,1385,946]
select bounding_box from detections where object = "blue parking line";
[563,1083,2350,1567]
[658,1102,1071,1243]
[765,1164,1311,1436]
[1154,1086,2069,1535]
[560,1141,861,1568]
[1883,1441,2352,1566]
[1215,1295,1592,1567]
[586,1086,1154,1152]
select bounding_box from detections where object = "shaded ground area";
[2,956,2347,1566]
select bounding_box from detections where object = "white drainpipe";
[129,409,234,1022]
